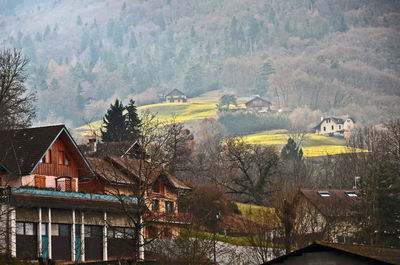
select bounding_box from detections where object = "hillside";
[1,0,399,128]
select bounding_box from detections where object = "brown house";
[294,189,360,244]
[81,156,192,239]
[245,96,272,112]
[165,89,187,103]
[0,125,142,262]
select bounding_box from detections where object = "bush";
[218,112,290,135]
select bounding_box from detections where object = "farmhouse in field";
[313,116,355,139]
[245,96,272,112]
[294,189,360,244]
[165,88,187,103]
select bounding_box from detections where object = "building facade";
[0,125,142,262]
[314,117,355,139]
[165,89,187,103]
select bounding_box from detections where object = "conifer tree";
[126,99,141,140]
[101,99,128,142]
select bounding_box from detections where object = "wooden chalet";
[82,156,192,239]
[165,88,187,103]
[0,125,142,262]
[245,96,272,112]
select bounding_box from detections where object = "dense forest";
[1,0,399,127]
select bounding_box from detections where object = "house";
[313,116,355,139]
[262,241,400,265]
[293,189,360,244]
[245,96,272,112]
[81,156,192,239]
[165,89,187,103]
[0,125,142,262]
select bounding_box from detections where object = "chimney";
[321,116,324,122]
[88,138,97,153]
[353,176,361,189]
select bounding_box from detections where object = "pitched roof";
[263,242,400,265]
[245,96,272,106]
[88,156,191,191]
[313,116,355,130]
[0,125,94,176]
[298,189,360,218]
[166,88,185,97]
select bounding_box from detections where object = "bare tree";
[0,48,36,130]
[220,137,280,205]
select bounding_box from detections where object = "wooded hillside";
[1,0,399,127]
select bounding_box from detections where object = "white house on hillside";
[313,116,355,139]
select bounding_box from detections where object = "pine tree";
[355,163,400,247]
[253,60,275,96]
[129,32,137,50]
[125,99,141,140]
[101,99,128,142]
[281,138,303,161]
[76,15,82,26]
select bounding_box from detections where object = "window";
[52,224,59,236]
[58,151,65,165]
[318,191,330,197]
[152,199,159,212]
[152,180,164,194]
[107,227,134,239]
[35,175,46,188]
[65,155,70,166]
[339,125,342,130]
[331,125,334,130]
[323,126,326,132]
[165,201,174,213]
[41,223,48,235]
[345,191,358,197]
[16,222,36,236]
[43,150,51,163]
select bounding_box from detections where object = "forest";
[0,0,399,128]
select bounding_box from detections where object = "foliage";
[217,94,237,111]
[281,138,303,161]
[218,112,290,135]
[355,163,400,247]
[0,48,36,129]
[101,98,141,142]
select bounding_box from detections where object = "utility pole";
[213,211,220,263]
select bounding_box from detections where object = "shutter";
[72,179,77,192]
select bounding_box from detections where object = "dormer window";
[345,191,357,197]
[318,191,330,197]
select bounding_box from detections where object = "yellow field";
[242,131,367,157]
[302,145,367,157]
[75,101,219,135]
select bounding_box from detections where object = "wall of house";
[34,138,79,179]
[318,119,344,135]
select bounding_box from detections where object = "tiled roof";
[89,156,191,191]
[0,125,65,175]
[245,96,272,106]
[299,189,360,218]
[166,88,185,97]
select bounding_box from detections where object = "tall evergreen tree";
[125,99,141,140]
[281,138,303,161]
[253,60,275,96]
[101,99,128,142]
